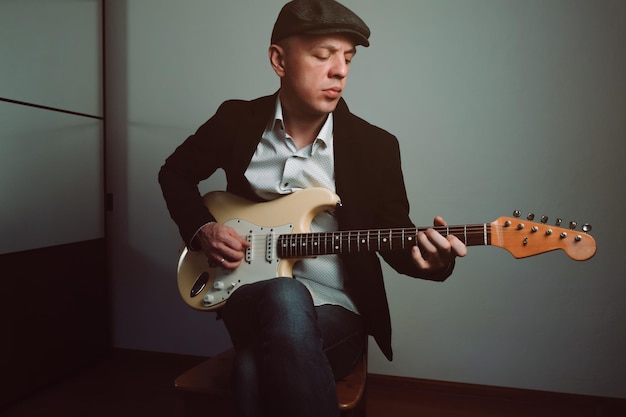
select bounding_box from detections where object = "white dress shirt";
[244,97,358,313]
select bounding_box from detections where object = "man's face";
[275,34,357,119]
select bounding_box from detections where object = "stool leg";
[340,385,367,417]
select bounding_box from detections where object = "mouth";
[323,87,343,99]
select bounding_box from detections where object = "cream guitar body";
[178,188,341,311]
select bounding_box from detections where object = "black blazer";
[159,93,424,360]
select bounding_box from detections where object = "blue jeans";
[221,277,366,417]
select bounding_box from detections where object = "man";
[159,1,466,416]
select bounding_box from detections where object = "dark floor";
[0,349,203,417]
[1,349,624,417]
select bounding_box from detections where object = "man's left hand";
[411,216,467,281]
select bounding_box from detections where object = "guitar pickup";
[245,232,253,264]
[266,230,274,263]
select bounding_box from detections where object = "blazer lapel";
[332,99,359,203]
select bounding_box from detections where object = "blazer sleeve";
[158,101,237,248]
[371,135,455,281]
[334,107,425,278]
[159,96,275,248]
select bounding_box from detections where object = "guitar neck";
[277,224,490,258]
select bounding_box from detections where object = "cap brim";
[301,28,370,47]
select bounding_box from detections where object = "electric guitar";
[177,188,596,311]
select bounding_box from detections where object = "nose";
[329,55,349,79]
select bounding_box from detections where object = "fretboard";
[276,224,491,258]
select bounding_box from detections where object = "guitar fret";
[296,233,300,257]
[340,232,343,253]
[295,233,299,257]
[324,232,329,254]
[294,234,298,256]
[315,233,320,255]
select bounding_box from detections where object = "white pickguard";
[179,220,296,309]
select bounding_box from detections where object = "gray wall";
[105,0,626,398]
[1,0,103,254]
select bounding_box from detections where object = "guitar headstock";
[490,212,596,261]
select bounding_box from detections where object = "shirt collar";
[272,96,334,150]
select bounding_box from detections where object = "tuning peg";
[582,223,592,233]
[527,213,535,220]
[513,210,521,218]
[569,221,577,230]
[555,218,562,226]
[541,215,548,224]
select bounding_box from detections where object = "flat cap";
[271,0,370,47]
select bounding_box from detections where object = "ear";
[268,44,286,77]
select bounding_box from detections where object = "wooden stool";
[174,348,367,416]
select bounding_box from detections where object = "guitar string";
[265,226,574,238]
[242,225,585,260]
[243,225,579,246]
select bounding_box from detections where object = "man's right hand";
[195,222,250,270]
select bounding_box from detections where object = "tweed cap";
[271,0,370,47]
